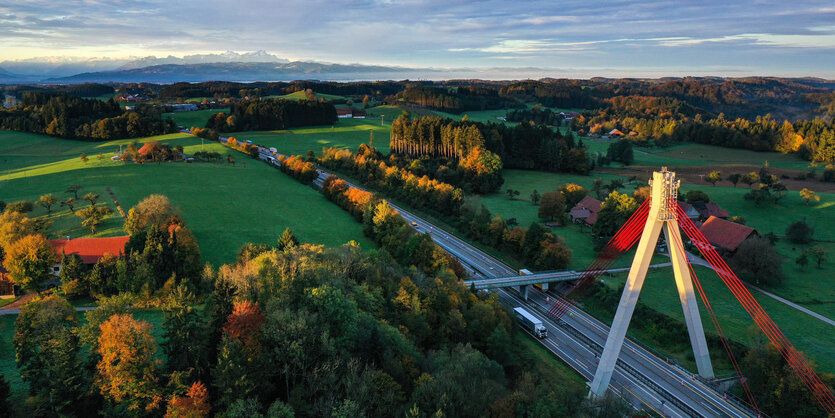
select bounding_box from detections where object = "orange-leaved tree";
[3,234,56,290]
[165,381,210,418]
[96,314,162,413]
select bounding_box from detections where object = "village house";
[678,201,701,221]
[0,236,130,296]
[336,108,353,118]
[569,196,603,226]
[691,201,729,220]
[698,216,758,253]
[49,236,130,277]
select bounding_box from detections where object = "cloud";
[0,0,834,76]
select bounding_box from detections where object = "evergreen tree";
[277,228,300,251]
[163,285,208,376]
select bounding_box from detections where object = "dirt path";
[0,293,35,311]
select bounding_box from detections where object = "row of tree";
[320,145,466,218]
[205,98,337,132]
[392,85,522,114]
[0,92,177,140]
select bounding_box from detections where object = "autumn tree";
[84,192,100,207]
[633,186,651,203]
[559,183,587,207]
[705,170,722,186]
[37,193,57,213]
[800,188,820,206]
[61,197,77,213]
[213,301,267,409]
[0,210,35,252]
[77,205,113,233]
[14,295,88,415]
[124,194,179,235]
[537,191,565,222]
[96,314,162,414]
[3,234,56,290]
[165,381,211,418]
[592,191,638,238]
[741,172,759,187]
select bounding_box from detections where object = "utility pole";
[588,167,714,398]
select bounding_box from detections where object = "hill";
[45,61,420,83]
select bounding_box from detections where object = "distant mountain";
[45,61,423,83]
[117,50,289,70]
[0,51,290,79]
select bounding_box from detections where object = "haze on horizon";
[2,0,835,78]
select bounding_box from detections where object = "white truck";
[514,307,547,338]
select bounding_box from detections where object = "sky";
[2,0,835,78]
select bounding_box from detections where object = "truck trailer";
[513,307,547,338]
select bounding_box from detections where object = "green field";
[163,108,229,129]
[233,117,391,156]
[269,91,348,102]
[0,131,374,266]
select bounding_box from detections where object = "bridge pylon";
[588,167,714,398]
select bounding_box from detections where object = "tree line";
[205,98,337,132]
[0,92,177,141]
[572,95,835,162]
[392,85,522,114]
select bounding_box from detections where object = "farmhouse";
[691,201,729,220]
[352,108,367,118]
[570,196,603,226]
[169,103,198,112]
[49,236,130,276]
[698,216,758,253]
[608,129,624,137]
[678,201,701,221]
[336,108,353,118]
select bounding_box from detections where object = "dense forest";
[393,85,523,114]
[1,192,602,417]
[0,92,177,140]
[571,96,835,162]
[390,115,590,177]
[205,98,337,131]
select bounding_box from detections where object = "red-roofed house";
[699,216,758,252]
[50,237,130,276]
[336,108,353,118]
[678,201,701,221]
[570,196,603,226]
[691,201,728,220]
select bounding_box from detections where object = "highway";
[309,168,755,418]
[212,133,757,417]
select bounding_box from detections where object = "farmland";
[163,108,229,129]
[0,131,374,266]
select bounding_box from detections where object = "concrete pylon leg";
[588,218,664,398]
[541,283,549,291]
[519,285,528,300]
[664,221,715,379]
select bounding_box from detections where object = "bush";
[685,190,710,203]
[785,220,814,244]
[5,200,33,213]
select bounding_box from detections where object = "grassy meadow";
[163,108,229,129]
[0,131,374,267]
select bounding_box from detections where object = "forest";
[205,98,337,132]
[571,96,835,162]
[0,92,177,140]
[390,115,590,177]
[1,192,601,417]
[393,86,523,114]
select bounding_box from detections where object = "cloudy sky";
[2,0,835,77]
